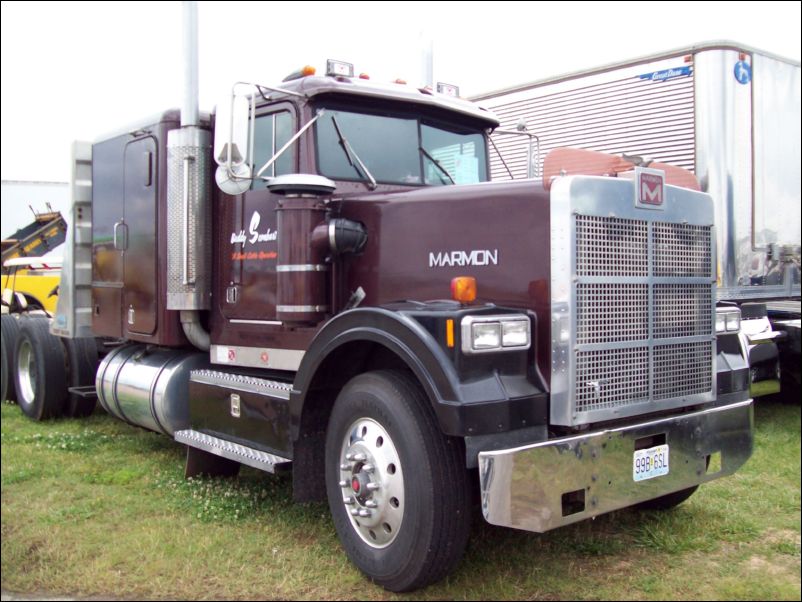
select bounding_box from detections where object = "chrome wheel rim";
[17,339,36,406]
[338,418,404,548]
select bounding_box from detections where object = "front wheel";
[325,370,471,592]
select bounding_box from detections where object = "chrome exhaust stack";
[167,0,211,349]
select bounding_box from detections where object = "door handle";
[113,220,128,251]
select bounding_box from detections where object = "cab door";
[220,104,296,323]
[122,136,158,335]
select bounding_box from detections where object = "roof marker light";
[326,59,354,77]
[282,65,316,82]
[436,82,459,97]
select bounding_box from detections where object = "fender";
[290,306,547,439]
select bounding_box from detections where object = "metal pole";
[182,0,199,127]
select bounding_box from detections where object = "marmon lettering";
[429,249,498,268]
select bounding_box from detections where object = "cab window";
[251,111,294,190]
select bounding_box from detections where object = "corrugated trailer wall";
[480,57,696,180]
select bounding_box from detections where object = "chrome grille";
[575,347,649,412]
[576,216,648,277]
[654,223,712,277]
[653,342,714,400]
[577,284,648,344]
[654,284,713,338]
[572,214,714,423]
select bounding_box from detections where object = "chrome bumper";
[478,399,753,533]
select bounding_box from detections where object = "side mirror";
[214,88,253,195]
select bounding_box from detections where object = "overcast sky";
[1,0,800,183]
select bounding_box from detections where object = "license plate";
[633,444,669,482]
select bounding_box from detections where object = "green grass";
[2,398,800,600]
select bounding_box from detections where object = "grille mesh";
[573,214,714,422]
[576,216,648,277]
[577,284,648,344]
[654,342,714,400]
[654,222,712,277]
[654,284,713,338]
[575,347,649,411]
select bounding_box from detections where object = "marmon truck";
[474,41,801,400]
[3,8,754,592]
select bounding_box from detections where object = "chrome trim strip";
[210,344,304,371]
[277,304,329,313]
[276,264,329,272]
[175,429,291,474]
[190,369,292,400]
[229,319,283,326]
[329,220,338,253]
[479,399,753,533]
[182,155,191,285]
[576,334,715,353]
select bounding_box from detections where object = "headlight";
[715,308,742,333]
[726,312,741,332]
[502,319,530,347]
[461,315,530,354]
[472,322,501,349]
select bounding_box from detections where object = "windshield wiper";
[331,115,377,190]
[419,147,455,185]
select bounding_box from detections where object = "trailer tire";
[636,485,699,511]
[14,318,68,420]
[325,370,471,592]
[63,337,98,418]
[1,314,23,402]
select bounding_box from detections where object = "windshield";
[316,108,488,186]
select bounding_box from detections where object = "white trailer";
[475,41,801,398]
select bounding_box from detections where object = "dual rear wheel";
[1,314,97,419]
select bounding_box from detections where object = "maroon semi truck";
[3,22,754,593]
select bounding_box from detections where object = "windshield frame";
[312,101,490,188]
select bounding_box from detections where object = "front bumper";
[478,399,753,533]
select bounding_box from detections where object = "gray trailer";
[475,41,801,399]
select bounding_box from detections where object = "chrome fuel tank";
[96,345,210,435]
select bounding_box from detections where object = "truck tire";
[1,314,23,402]
[636,485,699,511]
[63,337,98,417]
[1,327,9,403]
[325,370,471,592]
[14,317,68,420]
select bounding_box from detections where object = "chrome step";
[190,369,292,400]
[175,429,291,473]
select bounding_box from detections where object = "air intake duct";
[328,218,368,255]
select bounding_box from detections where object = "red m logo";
[638,171,664,206]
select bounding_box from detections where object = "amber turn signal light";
[451,277,477,304]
